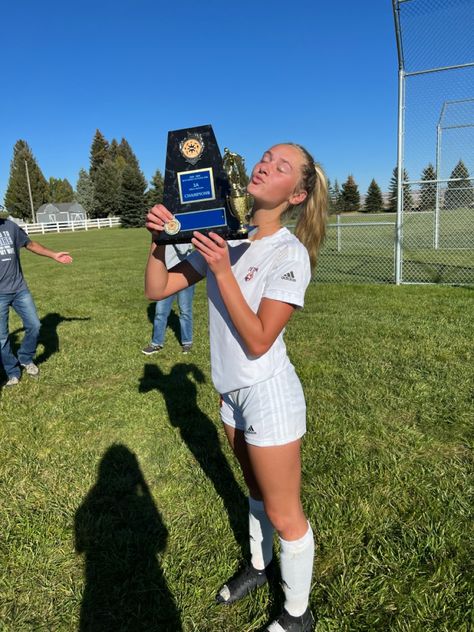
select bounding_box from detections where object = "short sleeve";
[262,246,311,308]
[186,249,208,277]
[14,224,30,249]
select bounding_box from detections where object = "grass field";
[0,227,473,631]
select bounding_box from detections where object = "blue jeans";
[151,285,195,347]
[0,289,41,378]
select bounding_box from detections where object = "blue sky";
[0,0,399,203]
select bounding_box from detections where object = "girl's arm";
[191,231,295,357]
[145,205,203,300]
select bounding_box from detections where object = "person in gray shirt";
[0,217,73,386]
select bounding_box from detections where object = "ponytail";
[287,145,328,272]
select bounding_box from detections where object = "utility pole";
[24,160,36,223]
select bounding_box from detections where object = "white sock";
[249,497,274,570]
[279,523,314,617]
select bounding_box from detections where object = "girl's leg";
[247,440,314,622]
[216,425,274,605]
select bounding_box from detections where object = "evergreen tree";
[5,140,48,220]
[47,177,74,203]
[364,179,384,213]
[444,160,473,210]
[91,159,121,218]
[340,175,360,211]
[109,139,119,162]
[419,163,437,212]
[117,138,140,170]
[145,169,164,208]
[119,164,147,227]
[388,166,413,212]
[75,168,94,216]
[89,130,109,180]
[332,179,343,213]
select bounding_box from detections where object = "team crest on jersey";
[244,266,259,282]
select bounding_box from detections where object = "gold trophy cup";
[222,148,252,237]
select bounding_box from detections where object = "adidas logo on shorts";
[245,425,257,434]
[281,271,296,282]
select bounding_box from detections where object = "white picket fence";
[18,216,121,235]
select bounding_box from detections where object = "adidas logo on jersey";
[245,425,257,434]
[281,271,296,282]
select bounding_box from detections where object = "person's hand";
[145,204,174,238]
[54,252,73,264]
[191,231,231,278]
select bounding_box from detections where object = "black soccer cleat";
[215,562,272,605]
[263,607,315,631]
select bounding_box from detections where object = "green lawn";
[0,228,472,631]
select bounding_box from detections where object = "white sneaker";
[21,362,39,377]
[5,376,20,387]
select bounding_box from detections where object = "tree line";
[329,160,473,214]
[4,134,473,225]
[4,131,164,227]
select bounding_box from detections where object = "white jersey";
[166,243,193,269]
[187,227,311,393]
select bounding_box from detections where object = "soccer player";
[145,143,327,632]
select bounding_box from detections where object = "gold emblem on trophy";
[222,148,252,237]
[179,133,205,165]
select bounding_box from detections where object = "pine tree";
[89,130,110,180]
[444,160,473,210]
[117,138,140,170]
[419,164,437,212]
[145,169,164,208]
[109,139,119,162]
[387,167,413,212]
[91,159,121,218]
[75,169,94,216]
[119,164,147,227]
[340,175,360,212]
[364,179,384,213]
[332,179,343,213]
[47,177,74,203]
[5,140,48,220]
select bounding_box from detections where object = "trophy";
[222,148,252,238]
[157,125,251,243]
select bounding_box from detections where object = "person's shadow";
[75,444,182,631]
[147,302,181,345]
[139,363,249,559]
[9,312,90,366]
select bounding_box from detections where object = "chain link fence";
[393,0,474,284]
[315,1,473,285]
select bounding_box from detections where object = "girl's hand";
[145,204,174,237]
[191,231,231,278]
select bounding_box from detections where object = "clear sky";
[0,0,399,203]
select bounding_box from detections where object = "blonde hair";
[285,143,328,272]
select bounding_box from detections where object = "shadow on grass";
[9,312,91,366]
[139,363,249,560]
[146,302,182,346]
[75,444,182,631]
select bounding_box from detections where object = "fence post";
[97,219,100,229]
[71,221,75,232]
[109,217,112,227]
[337,214,342,252]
